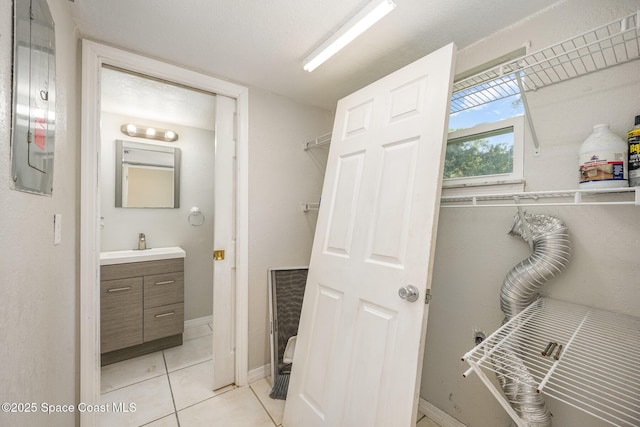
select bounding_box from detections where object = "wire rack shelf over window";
[451,11,640,114]
[462,297,640,427]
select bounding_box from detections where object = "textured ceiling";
[101,67,217,131]
[71,0,562,110]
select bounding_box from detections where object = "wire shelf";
[440,187,639,208]
[451,11,640,113]
[462,297,640,427]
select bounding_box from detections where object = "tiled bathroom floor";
[100,322,440,427]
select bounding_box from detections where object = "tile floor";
[100,322,441,427]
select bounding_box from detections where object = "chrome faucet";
[138,233,147,250]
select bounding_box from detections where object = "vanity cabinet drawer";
[144,303,184,342]
[144,272,184,308]
[101,258,184,281]
[101,277,143,353]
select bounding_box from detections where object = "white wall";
[0,1,79,426]
[100,112,215,320]
[247,87,333,370]
[420,1,640,426]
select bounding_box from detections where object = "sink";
[100,246,186,265]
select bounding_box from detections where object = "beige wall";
[420,1,640,426]
[0,0,79,426]
[247,87,332,370]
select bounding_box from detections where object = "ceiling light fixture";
[121,124,179,142]
[303,0,396,72]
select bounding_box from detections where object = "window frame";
[442,115,524,189]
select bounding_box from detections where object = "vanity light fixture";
[120,123,179,142]
[303,0,396,72]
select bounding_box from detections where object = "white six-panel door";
[283,43,456,427]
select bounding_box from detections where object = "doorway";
[79,41,249,426]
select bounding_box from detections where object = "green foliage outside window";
[443,132,514,180]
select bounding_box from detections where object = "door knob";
[398,285,419,303]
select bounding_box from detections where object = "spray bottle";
[629,115,640,187]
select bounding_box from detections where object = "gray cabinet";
[100,258,184,365]
[101,277,143,353]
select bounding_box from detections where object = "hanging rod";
[441,187,639,208]
[303,132,332,150]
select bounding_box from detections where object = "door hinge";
[425,289,432,304]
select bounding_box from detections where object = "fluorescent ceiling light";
[303,0,396,72]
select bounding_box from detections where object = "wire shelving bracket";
[301,202,320,213]
[303,132,332,150]
[301,131,330,212]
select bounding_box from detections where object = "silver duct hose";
[501,214,572,319]
[494,213,571,426]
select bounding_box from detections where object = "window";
[444,116,524,187]
[443,50,527,191]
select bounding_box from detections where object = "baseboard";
[418,398,467,427]
[248,363,271,384]
[184,315,213,329]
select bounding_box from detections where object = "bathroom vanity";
[100,247,186,365]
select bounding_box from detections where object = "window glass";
[444,126,514,179]
[443,116,524,189]
[444,69,526,188]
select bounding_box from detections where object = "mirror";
[115,140,180,208]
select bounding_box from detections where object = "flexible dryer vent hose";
[495,213,571,427]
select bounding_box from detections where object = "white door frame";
[79,40,249,426]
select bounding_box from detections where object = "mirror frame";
[115,139,181,208]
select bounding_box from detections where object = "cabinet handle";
[107,286,131,293]
[155,280,175,286]
[155,312,175,318]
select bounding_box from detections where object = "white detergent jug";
[579,124,628,189]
